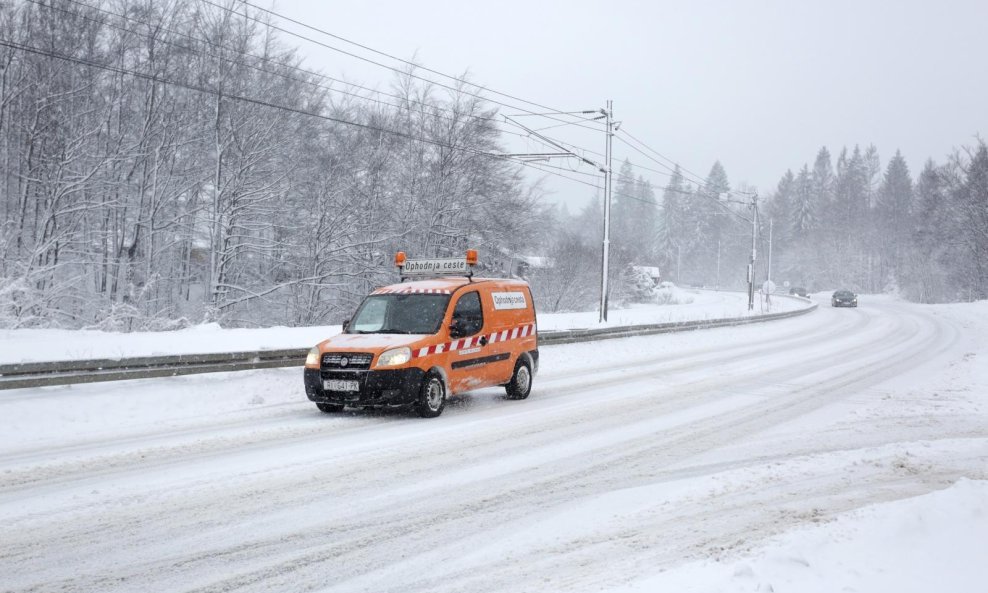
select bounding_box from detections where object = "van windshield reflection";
[348,294,451,335]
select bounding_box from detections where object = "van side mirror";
[342,319,350,333]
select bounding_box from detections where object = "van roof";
[372,277,528,295]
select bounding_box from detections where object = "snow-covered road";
[2,295,986,592]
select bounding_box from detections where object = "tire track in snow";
[0,302,858,495]
[3,301,970,593]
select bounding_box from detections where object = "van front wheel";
[415,373,446,418]
[505,358,532,400]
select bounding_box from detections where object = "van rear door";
[482,286,533,383]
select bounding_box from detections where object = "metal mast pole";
[677,244,681,283]
[599,100,613,323]
[716,239,721,290]
[766,218,773,310]
[747,196,758,311]
[767,218,773,285]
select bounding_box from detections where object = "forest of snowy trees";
[541,142,988,310]
[1,0,986,330]
[762,143,988,303]
[0,0,545,329]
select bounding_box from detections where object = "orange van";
[303,251,538,417]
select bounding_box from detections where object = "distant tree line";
[763,142,988,302]
[0,0,545,329]
[537,139,987,311]
[537,158,758,311]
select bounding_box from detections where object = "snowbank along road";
[1,295,986,592]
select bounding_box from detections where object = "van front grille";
[321,352,373,370]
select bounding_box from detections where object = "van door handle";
[479,336,488,346]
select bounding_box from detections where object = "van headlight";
[305,347,320,368]
[376,347,411,368]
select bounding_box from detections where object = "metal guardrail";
[0,349,306,390]
[0,301,816,390]
[538,302,816,345]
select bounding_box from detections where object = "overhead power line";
[613,134,709,189]
[0,38,513,165]
[616,128,742,197]
[54,0,742,212]
[45,0,548,147]
[238,0,592,123]
[505,130,749,210]
[201,0,605,134]
[7,7,752,217]
[0,37,619,205]
[529,129,711,189]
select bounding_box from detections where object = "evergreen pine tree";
[631,176,658,262]
[767,170,795,248]
[792,165,814,236]
[908,160,949,302]
[913,160,948,256]
[864,144,882,198]
[611,159,638,257]
[656,166,686,277]
[810,147,835,219]
[691,161,730,285]
[952,142,988,299]
[876,150,913,284]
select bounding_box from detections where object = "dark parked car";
[789,286,809,297]
[831,289,858,307]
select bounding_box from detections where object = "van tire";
[316,403,344,413]
[415,372,446,418]
[504,358,532,400]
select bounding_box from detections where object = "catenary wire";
[0,38,522,165]
[1,21,746,217]
[46,0,553,147]
[0,37,641,206]
[200,0,606,134]
[238,0,597,124]
[616,128,745,196]
[55,0,737,209]
[613,134,752,206]
[540,134,752,211]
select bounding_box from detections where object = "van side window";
[451,291,483,337]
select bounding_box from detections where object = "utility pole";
[747,195,758,311]
[598,100,614,323]
[676,244,681,284]
[498,107,613,322]
[716,239,721,290]
[766,218,773,310]
[767,218,773,286]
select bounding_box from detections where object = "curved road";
[1,296,985,592]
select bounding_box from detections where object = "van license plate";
[324,380,360,392]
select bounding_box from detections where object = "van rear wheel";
[505,358,532,400]
[415,373,446,418]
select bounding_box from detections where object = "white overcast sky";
[276,0,987,207]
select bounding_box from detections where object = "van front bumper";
[304,367,425,407]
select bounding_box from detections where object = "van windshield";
[348,293,451,335]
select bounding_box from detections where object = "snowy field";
[1,294,986,592]
[0,289,806,364]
